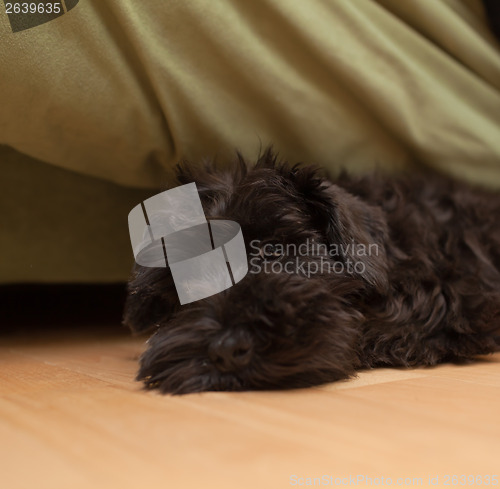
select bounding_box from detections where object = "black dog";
[123,150,500,394]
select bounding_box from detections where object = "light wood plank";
[1,328,499,489]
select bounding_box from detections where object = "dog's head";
[124,150,389,393]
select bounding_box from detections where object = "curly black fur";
[123,150,500,394]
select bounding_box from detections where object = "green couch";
[1,0,499,283]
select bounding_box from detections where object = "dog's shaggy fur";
[123,150,500,394]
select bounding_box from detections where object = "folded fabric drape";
[1,0,499,188]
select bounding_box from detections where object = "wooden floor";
[1,320,499,489]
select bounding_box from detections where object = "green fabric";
[1,0,500,190]
[1,0,500,283]
[0,145,156,283]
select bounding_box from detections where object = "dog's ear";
[292,169,389,292]
[123,264,179,334]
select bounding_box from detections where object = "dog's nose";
[208,330,252,372]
